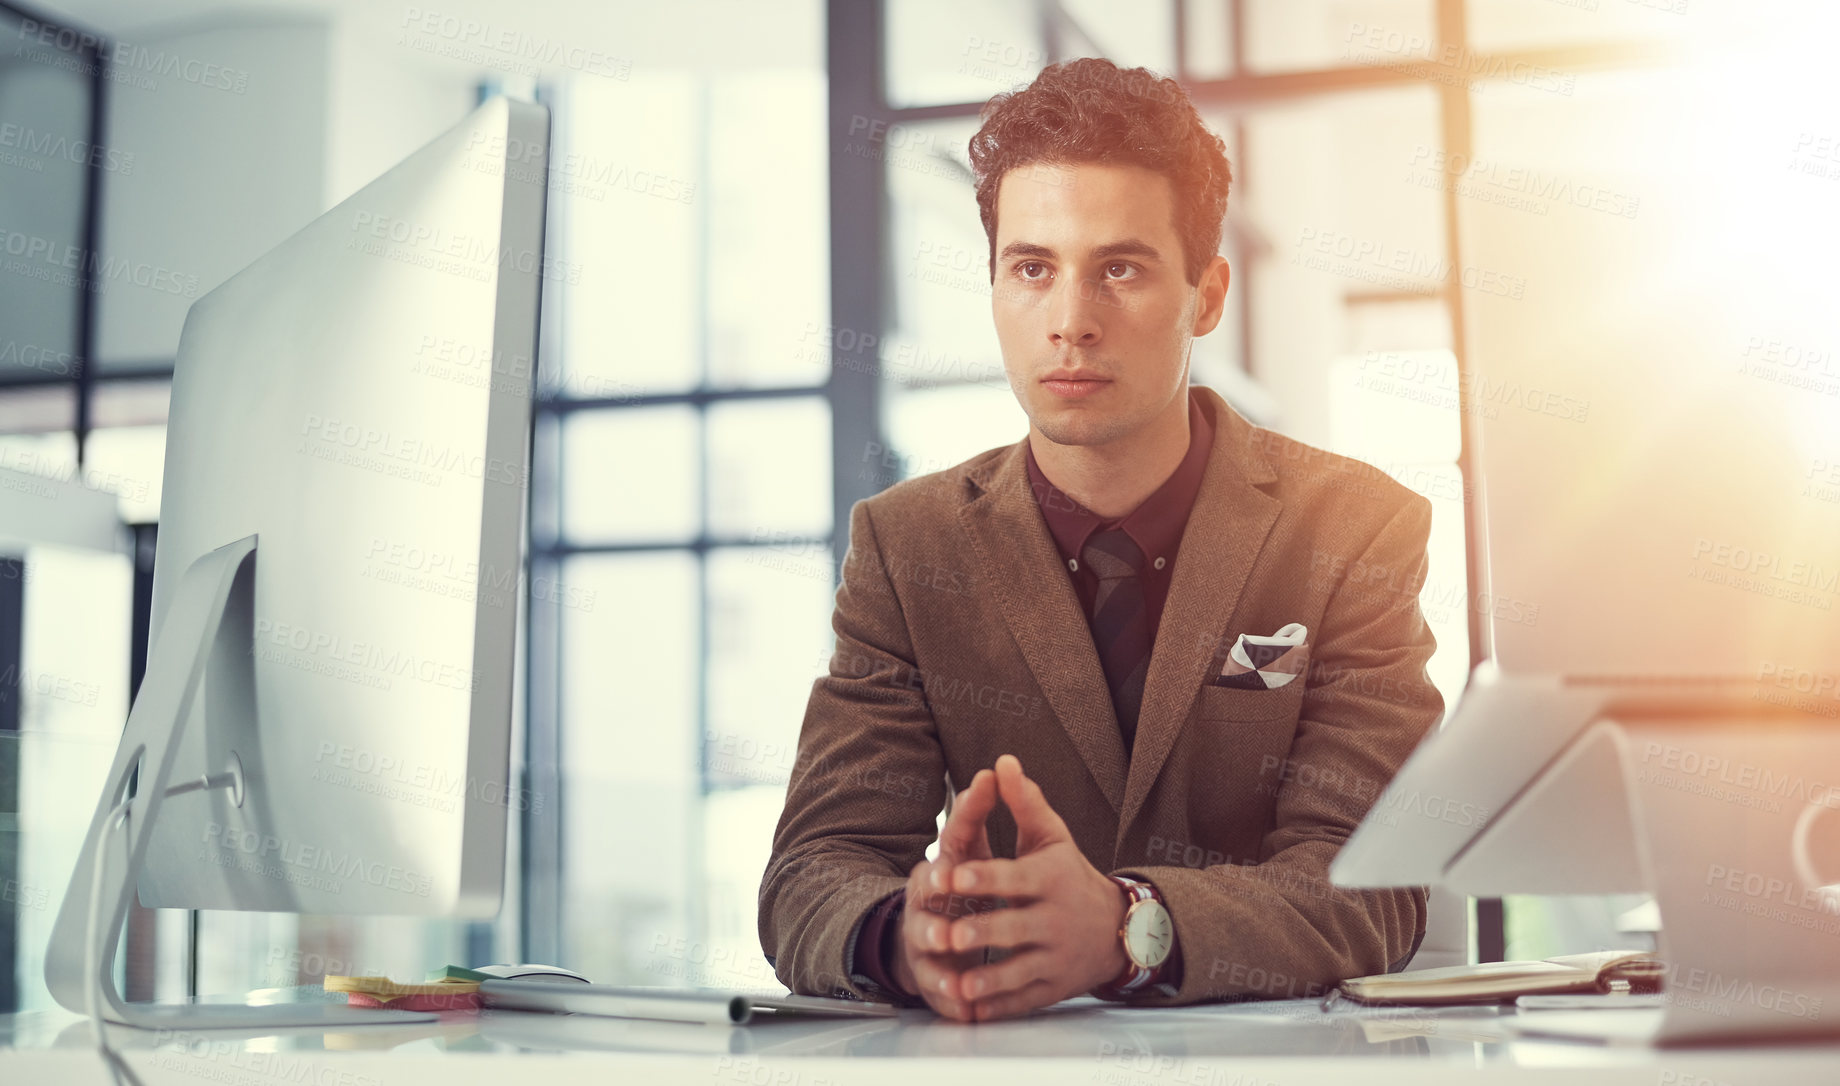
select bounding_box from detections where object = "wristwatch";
[1102,875,1174,995]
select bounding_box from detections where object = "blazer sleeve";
[757,498,950,1001]
[1113,493,1444,1004]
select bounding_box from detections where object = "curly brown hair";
[968,57,1232,287]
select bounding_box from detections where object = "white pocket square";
[1215,622,1309,689]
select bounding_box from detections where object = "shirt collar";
[1025,390,1215,568]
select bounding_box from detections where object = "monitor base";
[1447,714,1840,1045]
[44,537,269,1025]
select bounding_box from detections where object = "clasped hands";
[888,754,1130,1021]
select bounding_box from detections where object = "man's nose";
[1047,279,1104,348]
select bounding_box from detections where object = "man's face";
[990,161,1223,448]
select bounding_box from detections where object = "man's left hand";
[942,754,1131,1020]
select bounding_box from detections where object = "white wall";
[93,15,480,365]
[94,18,332,365]
[323,19,476,209]
[74,0,825,367]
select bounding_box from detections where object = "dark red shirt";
[1024,392,1214,646]
[849,390,1213,1003]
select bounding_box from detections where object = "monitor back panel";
[139,97,549,915]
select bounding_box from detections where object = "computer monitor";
[1329,71,1840,1042]
[1331,71,1840,896]
[44,95,550,1028]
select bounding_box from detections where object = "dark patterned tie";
[1081,528,1152,750]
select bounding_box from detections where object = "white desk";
[4,997,1836,1084]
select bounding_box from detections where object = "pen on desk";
[1319,988,1342,1014]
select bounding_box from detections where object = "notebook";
[1335,950,1665,1006]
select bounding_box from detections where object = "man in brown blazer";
[760,57,1442,1021]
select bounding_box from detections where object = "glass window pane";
[562,407,700,544]
[80,425,166,524]
[0,18,91,378]
[90,378,171,428]
[1,428,160,526]
[529,413,562,547]
[883,384,1029,490]
[560,551,700,983]
[692,785,795,991]
[1326,343,1469,728]
[0,385,77,434]
[1182,0,1234,80]
[195,912,471,1003]
[1240,85,1445,445]
[558,72,702,398]
[1328,349,1462,465]
[703,546,833,792]
[705,398,831,540]
[1245,0,1435,75]
[1503,892,1657,962]
[1185,115,1246,390]
[1468,0,1701,55]
[12,545,132,1013]
[706,73,830,390]
[1058,0,1177,74]
[884,0,1044,108]
[884,116,1009,390]
[0,432,77,481]
[1415,462,1471,721]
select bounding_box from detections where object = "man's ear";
[1191,255,1231,337]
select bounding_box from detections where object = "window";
[530,53,833,986]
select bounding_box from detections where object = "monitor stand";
[1446,711,1840,1045]
[43,535,435,1028]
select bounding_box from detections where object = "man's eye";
[1017,261,1050,281]
[1104,262,1136,280]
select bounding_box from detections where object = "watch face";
[1124,900,1173,969]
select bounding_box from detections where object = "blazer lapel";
[959,440,1129,814]
[1118,391,1281,837]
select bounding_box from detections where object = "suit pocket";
[1194,677,1306,724]
[1186,677,1307,842]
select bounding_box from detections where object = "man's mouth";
[1040,374,1112,400]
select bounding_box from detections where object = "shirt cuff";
[848,888,913,1003]
[1157,937,1184,994]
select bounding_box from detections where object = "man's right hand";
[890,767,1000,1020]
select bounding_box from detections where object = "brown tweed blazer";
[759,385,1442,1006]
